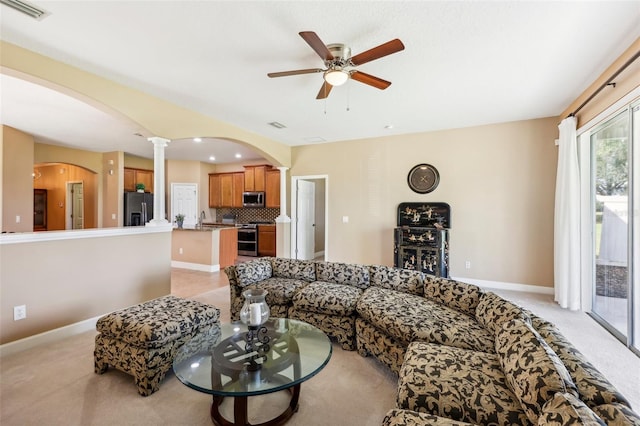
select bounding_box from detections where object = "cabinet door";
[232,172,244,207]
[244,167,255,191]
[265,169,280,208]
[254,166,266,192]
[219,174,234,207]
[124,168,136,192]
[258,225,276,256]
[136,170,154,193]
[209,174,221,208]
[34,189,47,231]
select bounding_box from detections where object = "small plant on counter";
[135,183,145,192]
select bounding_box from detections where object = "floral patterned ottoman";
[94,295,220,396]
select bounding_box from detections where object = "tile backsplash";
[216,208,280,224]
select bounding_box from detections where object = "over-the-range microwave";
[242,191,265,208]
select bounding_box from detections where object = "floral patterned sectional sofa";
[224,257,640,425]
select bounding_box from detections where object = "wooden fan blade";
[268,68,324,78]
[316,81,333,99]
[350,39,405,66]
[299,31,334,62]
[350,71,391,90]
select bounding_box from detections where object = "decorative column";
[275,167,291,258]
[147,136,170,226]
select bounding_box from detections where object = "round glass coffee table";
[173,318,332,426]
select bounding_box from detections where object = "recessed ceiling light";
[193,137,202,143]
[209,156,215,161]
[235,153,242,159]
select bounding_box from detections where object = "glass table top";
[173,318,332,397]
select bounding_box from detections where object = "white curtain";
[554,116,581,310]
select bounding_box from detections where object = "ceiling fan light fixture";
[324,68,349,86]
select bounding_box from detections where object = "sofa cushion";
[591,403,640,425]
[235,258,273,287]
[539,392,606,425]
[292,281,363,316]
[369,265,424,296]
[423,275,482,316]
[496,319,578,424]
[382,408,476,426]
[530,314,632,409]
[357,286,495,353]
[271,257,316,282]
[316,261,370,289]
[475,291,530,334]
[397,341,529,425]
[245,277,309,305]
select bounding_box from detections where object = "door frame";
[290,175,329,261]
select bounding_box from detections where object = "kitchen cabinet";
[209,172,244,208]
[34,189,47,231]
[244,165,268,192]
[258,224,276,256]
[265,169,280,208]
[209,174,221,208]
[124,168,154,193]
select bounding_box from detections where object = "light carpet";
[1,286,638,425]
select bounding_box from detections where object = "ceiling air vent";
[0,0,50,20]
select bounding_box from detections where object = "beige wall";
[166,160,217,222]
[102,151,124,227]
[0,230,171,344]
[124,153,154,170]
[1,126,34,233]
[291,117,558,288]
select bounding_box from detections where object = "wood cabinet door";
[209,174,221,208]
[232,172,244,207]
[136,170,154,193]
[124,168,136,192]
[219,174,234,207]
[266,169,280,208]
[244,167,255,191]
[254,166,266,192]
[258,225,276,256]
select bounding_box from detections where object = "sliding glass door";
[588,101,638,353]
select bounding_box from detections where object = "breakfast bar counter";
[171,226,238,272]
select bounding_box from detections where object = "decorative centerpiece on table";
[135,183,145,193]
[175,214,185,229]
[240,289,270,370]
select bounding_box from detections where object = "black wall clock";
[407,164,440,194]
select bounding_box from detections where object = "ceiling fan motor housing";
[326,43,352,68]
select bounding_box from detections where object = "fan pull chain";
[346,80,351,112]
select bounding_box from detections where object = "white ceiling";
[1,1,639,163]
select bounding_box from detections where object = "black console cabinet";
[393,202,450,277]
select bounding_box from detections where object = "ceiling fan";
[268,31,405,99]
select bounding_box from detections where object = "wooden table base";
[210,384,301,426]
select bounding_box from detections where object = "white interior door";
[171,183,198,228]
[66,182,84,229]
[296,180,315,260]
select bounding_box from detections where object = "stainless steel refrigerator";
[124,192,153,226]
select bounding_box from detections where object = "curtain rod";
[568,49,640,118]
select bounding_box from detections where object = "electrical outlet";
[16,215,21,223]
[14,305,27,321]
[111,213,116,220]
[465,261,471,269]
[342,216,349,223]
[179,248,183,254]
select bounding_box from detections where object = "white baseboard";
[171,261,220,272]
[0,315,101,357]
[451,276,554,295]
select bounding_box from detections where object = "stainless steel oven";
[236,224,258,256]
